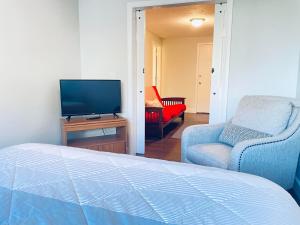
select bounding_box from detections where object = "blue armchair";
[182,96,300,190]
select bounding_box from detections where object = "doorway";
[144,4,214,160]
[127,0,233,156]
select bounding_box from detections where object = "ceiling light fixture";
[190,18,205,28]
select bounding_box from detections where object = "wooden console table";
[61,116,127,154]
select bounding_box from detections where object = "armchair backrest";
[232,96,300,135]
[255,96,300,129]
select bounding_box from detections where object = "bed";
[0,144,299,225]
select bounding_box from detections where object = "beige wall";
[145,30,162,89]
[161,37,212,112]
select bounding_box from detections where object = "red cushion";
[162,107,174,121]
[165,104,186,117]
[145,104,186,123]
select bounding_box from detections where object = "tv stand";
[113,113,119,119]
[87,115,101,120]
[61,115,128,154]
[66,116,71,122]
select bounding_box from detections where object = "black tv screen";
[60,80,121,117]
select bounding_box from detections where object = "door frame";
[127,0,233,155]
[195,43,213,114]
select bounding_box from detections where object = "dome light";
[190,18,205,28]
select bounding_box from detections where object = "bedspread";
[0,143,299,225]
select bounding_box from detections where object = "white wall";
[78,0,299,116]
[0,0,81,148]
[161,37,212,112]
[79,0,130,115]
[78,0,300,194]
[227,0,300,117]
[78,0,300,128]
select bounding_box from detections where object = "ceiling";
[146,4,215,39]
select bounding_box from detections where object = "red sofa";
[145,86,186,138]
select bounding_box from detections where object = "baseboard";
[196,112,210,115]
[185,108,196,113]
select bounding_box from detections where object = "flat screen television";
[60,80,121,118]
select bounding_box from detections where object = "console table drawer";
[62,116,128,154]
[84,142,126,154]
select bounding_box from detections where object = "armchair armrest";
[162,97,185,106]
[181,123,225,162]
[229,123,300,189]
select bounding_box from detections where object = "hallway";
[145,113,209,161]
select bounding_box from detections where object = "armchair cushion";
[232,96,293,135]
[219,123,271,146]
[186,143,232,169]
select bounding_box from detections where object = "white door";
[196,44,213,113]
[152,46,162,92]
[209,3,229,124]
[136,10,145,154]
